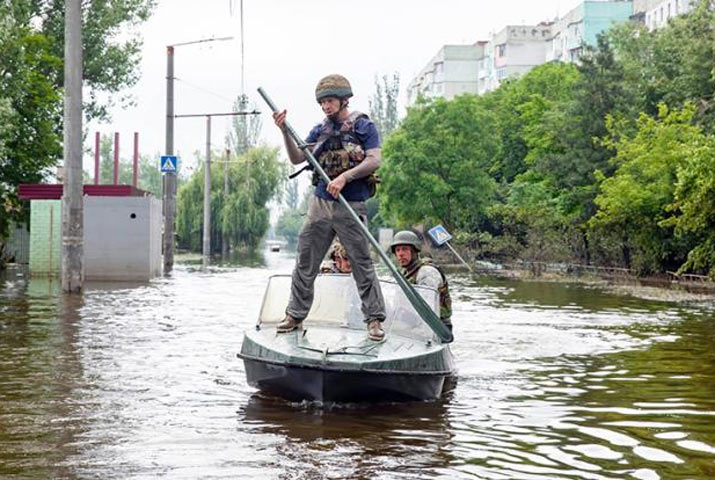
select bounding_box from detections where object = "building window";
[496,43,507,57]
[496,68,507,80]
[675,0,679,14]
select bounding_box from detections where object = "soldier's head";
[315,74,352,120]
[390,230,421,267]
[329,241,352,274]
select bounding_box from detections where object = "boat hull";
[240,355,451,402]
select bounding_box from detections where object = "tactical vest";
[312,111,379,196]
[404,258,453,324]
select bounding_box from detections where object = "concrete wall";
[29,196,162,280]
[29,200,62,275]
[84,196,162,281]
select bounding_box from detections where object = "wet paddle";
[258,87,453,343]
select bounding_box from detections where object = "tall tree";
[590,104,699,273]
[369,72,400,139]
[380,95,498,231]
[176,146,285,252]
[227,94,262,155]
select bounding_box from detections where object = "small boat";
[238,274,455,402]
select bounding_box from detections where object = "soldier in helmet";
[391,230,453,333]
[320,240,353,274]
[272,74,386,341]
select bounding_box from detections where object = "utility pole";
[163,36,233,275]
[163,45,176,275]
[174,111,259,269]
[222,148,230,258]
[61,0,83,292]
[202,116,211,269]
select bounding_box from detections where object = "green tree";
[369,73,400,139]
[590,104,699,273]
[380,95,498,232]
[607,1,715,131]
[227,94,262,155]
[176,146,285,252]
[0,0,156,254]
[668,133,715,277]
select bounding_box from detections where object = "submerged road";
[1,249,714,479]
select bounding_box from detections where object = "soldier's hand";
[327,174,347,199]
[273,110,287,131]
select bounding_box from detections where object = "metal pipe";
[257,87,453,343]
[94,131,99,185]
[113,132,119,185]
[133,132,139,188]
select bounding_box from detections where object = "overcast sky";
[88,0,581,175]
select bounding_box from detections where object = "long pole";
[202,115,211,268]
[113,132,119,185]
[94,131,99,185]
[222,148,230,257]
[61,0,83,292]
[257,88,453,343]
[133,132,139,188]
[445,241,473,272]
[164,45,176,275]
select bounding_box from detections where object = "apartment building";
[643,0,696,29]
[479,23,553,94]
[548,1,634,63]
[406,44,485,105]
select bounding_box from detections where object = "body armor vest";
[404,258,453,323]
[312,111,379,196]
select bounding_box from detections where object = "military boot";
[367,319,385,341]
[276,315,301,333]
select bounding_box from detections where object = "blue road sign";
[427,224,452,246]
[160,155,178,173]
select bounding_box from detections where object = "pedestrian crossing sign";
[160,155,178,173]
[428,224,452,246]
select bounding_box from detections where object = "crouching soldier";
[320,241,353,274]
[390,230,453,333]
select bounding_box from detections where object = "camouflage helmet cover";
[315,74,353,102]
[390,230,422,254]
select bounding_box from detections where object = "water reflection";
[1,259,714,479]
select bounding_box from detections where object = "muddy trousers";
[286,196,386,323]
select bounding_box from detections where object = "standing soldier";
[272,74,386,341]
[391,230,453,333]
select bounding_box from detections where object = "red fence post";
[94,131,100,185]
[133,132,139,188]
[113,132,120,185]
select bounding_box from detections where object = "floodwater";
[1,250,714,480]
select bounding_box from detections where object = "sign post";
[427,225,473,273]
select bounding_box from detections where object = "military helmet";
[390,230,422,253]
[329,240,348,260]
[315,74,353,102]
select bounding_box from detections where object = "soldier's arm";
[342,148,380,182]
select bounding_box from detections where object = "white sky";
[88,0,581,175]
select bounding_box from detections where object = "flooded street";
[1,250,714,479]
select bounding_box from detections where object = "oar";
[258,87,453,344]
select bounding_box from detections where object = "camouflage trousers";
[286,196,386,323]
